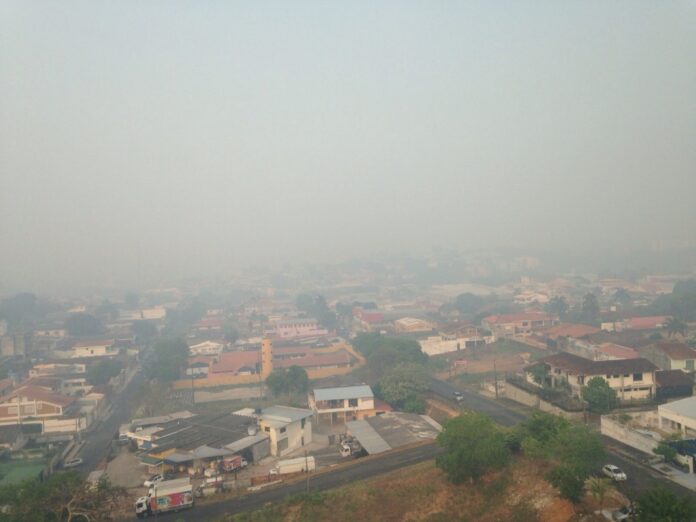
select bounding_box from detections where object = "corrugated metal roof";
[223,433,269,453]
[346,419,391,454]
[313,385,373,401]
[261,406,313,422]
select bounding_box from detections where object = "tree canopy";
[436,412,511,484]
[377,363,428,413]
[454,293,484,314]
[64,313,104,337]
[635,486,696,522]
[0,472,124,521]
[582,376,618,413]
[86,359,124,386]
[266,366,309,397]
[145,338,189,382]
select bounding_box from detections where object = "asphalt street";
[78,367,145,474]
[127,442,441,521]
[115,374,695,520]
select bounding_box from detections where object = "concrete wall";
[504,382,584,421]
[600,415,659,455]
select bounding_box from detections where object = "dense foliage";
[144,337,189,381]
[635,486,696,521]
[581,376,618,413]
[436,412,511,483]
[86,358,124,385]
[509,411,605,503]
[376,363,428,413]
[265,366,309,397]
[0,472,124,521]
[64,313,104,337]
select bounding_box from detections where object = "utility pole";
[304,450,310,493]
[493,357,499,399]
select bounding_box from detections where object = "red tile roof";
[210,351,259,374]
[538,352,657,375]
[8,385,75,407]
[596,343,639,360]
[653,342,696,361]
[484,313,555,324]
[275,352,351,370]
[624,316,669,330]
[545,324,601,340]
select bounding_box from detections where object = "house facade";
[257,406,313,456]
[482,313,558,337]
[308,385,381,423]
[530,352,657,402]
[644,342,696,372]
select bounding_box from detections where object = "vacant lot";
[223,457,626,522]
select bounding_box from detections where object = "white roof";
[313,385,373,401]
[659,396,696,420]
[345,419,392,454]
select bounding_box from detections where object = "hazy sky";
[1,1,695,292]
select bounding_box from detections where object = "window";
[688,360,695,371]
[624,374,629,378]
[612,374,620,379]
[606,375,611,379]
[264,426,270,432]
[578,375,585,385]
[280,427,286,434]
[633,373,643,381]
[301,418,305,429]
[348,399,358,407]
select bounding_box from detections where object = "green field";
[0,459,45,486]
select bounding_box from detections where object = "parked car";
[602,464,627,481]
[453,391,464,402]
[143,473,171,487]
[612,505,635,521]
[63,458,83,469]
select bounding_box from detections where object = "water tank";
[247,425,258,436]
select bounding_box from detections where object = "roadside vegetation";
[0,472,125,521]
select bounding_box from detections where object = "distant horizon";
[2,2,695,295]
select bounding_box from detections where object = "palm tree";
[665,317,687,338]
[587,476,612,514]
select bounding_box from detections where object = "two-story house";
[308,385,385,424]
[644,342,696,372]
[529,352,657,402]
[482,313,558,337]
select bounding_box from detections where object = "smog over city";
[1,2,696,522]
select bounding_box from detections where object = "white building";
[257,406,313,456]
[189,341,224,356]
[658,396,696,437]
[419,333,494,356]
[308,385,380,424]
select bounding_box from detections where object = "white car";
[612,505,635,521]
[143,474,164,487]
[62,458,83,469]
[602,464,627,481]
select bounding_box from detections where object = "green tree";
[454,293,484,314]
[545,296,568,317]
[587,476,612,513]
[582,377,618,413]
[635,486,696,522]
[551,424,605,472]
[612,288,632,308]
[265,366,309,397]
[653,443,678,463]
[352,333,427,382]
[581,293,600,324]
[665,317,687,338]
[545,464,586,503]
[86,359,124,385]
[0,472,124,521]
[378,363,428,411]
[527,364,550,386]
[436,412,511,484]
[65,313,104,337]
[145,338,189,382]
[132,320,157,342]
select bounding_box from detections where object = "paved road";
[127,442,441,521]
[427,377,696,502]
[78,367,145,474]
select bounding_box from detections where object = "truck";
[135,478,193,518]
[269,456,316,475]
[221,455,248,473]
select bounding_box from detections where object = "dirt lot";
[224,458,629,522]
